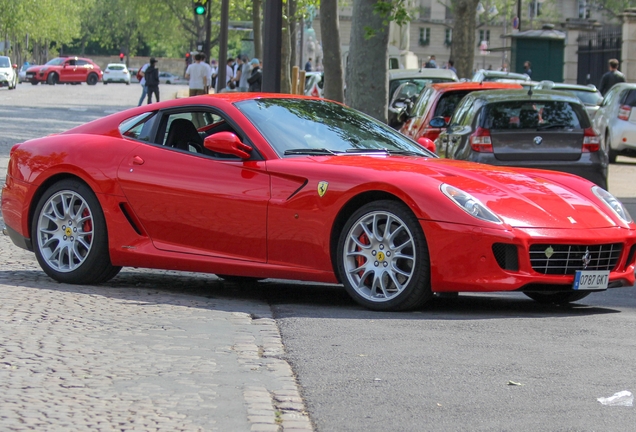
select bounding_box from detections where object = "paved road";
[2,84,636,431]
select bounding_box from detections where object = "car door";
[59,59,79,81]
[116,108,270,262]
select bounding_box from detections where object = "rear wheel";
[87,73,98,85]
[524,291,591,305]
[31,81,39,85]
[336,200,432,311]
[32,179,121,284]
[47,73,58,85]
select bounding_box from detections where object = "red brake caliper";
[356,233,369,278]
[82,209,92,243]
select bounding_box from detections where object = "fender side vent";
[119,203,144,236]
[492,243,519,271]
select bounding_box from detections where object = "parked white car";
[0,56,18,90]
[159,72,184,84]
[103,63,130,84]
[593,82,636,163]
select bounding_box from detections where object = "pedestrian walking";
[248,58,262,92]
[209,59,218,91]
[144,58,160,104]
[304,57,313,72]
[599,58,626,96]
[185,53,208,97]
[523,61,532,78]
[235,54,250,92]
[137,61,150,106]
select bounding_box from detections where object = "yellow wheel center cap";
[66,227,72,236]
[377,251,385,262]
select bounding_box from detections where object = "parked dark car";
[435,89,607,189]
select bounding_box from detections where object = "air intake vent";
[492,243,519,271]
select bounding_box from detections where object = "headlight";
[441,184,502,224]
[592,186,633,223]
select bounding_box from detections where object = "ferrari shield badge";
[317,181,329,197]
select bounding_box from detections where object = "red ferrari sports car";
[2,94,636,311]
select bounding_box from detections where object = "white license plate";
[573,270,610,290]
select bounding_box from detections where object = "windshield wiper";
[345,148,424,156]
[537,123,572,131]
[284,148,341,155]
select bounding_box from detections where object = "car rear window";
[560,89,603,106]
[621,90,636,107]
[481,101,585,130]
[108,65,125,71]
[433,91,471,119]
[0,58,10,68]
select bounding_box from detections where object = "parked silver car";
[592,82,636,163]
[536,81,603,119]
[435,89,607,189]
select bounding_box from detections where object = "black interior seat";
[165,118,203,152]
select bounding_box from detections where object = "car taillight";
[470,127,493,152]
[583,127,600,152]
[310,85,319,97]
[618,105,631,121]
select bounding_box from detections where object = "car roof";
[389,68,458,81]
[106,63,127,67]
[546,83,598,92]
[474,70,530,81]
[469,89,582,104]
[429,82,524,92]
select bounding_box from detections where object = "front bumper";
[423,220,636,293]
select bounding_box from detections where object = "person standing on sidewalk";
[185,53,208,96]
[137,61,150,106]
[247,58,262,92]
[144,58,160,104]
[599,58,626,96]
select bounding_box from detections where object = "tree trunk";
[289,0,297,70]
[252,0,262,61]
[346,0,389,122]
[320,0,344,102]
[280,1,292,93]
[450,0,480,79]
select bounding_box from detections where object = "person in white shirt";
[185,53,208,96]
[207,58,218,92]
[137,62,149,106]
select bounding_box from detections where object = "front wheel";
[47,73,58,85]
[524,291,591,305]
[336,200,432,311]
[32,179,121,284]
[31,81,39,85]
[607,133,618,163]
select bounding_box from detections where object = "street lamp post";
[262,0,282,92]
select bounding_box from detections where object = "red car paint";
[3,94,635,300]
[400,82,523,143]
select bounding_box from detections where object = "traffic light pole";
[216,0,229,92]
[204,0,211,64]
[262,0,282,92]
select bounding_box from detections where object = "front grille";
[529,243,622,275]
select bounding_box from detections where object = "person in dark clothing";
[599,58,626,96]
[523,61,532,78]
[304,57,313,72]
[144,58,160,104]
[248,58,262,92]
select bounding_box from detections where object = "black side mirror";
[429,116,447,128]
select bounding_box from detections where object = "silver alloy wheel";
[36,190,94,272]
[342,211,416,302]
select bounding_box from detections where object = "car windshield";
[482,100,584,130]
[45,58,66,66]
[236,98,433,157]
[390,78,455,100]
[0,57,10,68]
[559,89,603,106]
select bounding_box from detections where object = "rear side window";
[434,91,471,119]
[482,101,585,130]
[621,90,636,107]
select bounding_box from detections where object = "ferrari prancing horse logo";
[318,181,329,197]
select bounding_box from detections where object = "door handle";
[132,156,145,165]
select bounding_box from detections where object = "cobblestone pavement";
[0,85,312,431]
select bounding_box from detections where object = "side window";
[603,87,620,106]
[120,112,157,141]
[76,60,89,66]
[413,87,434,117]
[449,97,474,127]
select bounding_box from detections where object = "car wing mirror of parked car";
[429,116,447,128]
[12,64,17,69]
[417,137,436,153]
[203,132,252,159]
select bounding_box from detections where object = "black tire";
[166,80,171,85]
[524,291,591,305]
[47,73,58,85]
[103,81,108,85]
[336,200,432,311]
[87,73,98,85]
[31,81,39,85]
[31,179,121,284]
[607,133,618,163]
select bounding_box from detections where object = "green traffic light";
[195,4,206,15]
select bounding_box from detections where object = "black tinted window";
[482,101,584,130]
[622,90,636,107]
[434,91,470,118]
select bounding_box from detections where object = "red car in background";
[400,82,523,148]
[25,56,103,85]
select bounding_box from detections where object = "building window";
[419,28,430,46]
[529,1,542,18]
[578,0,590,18]
[445,28,453,46]
[478,30,490,46]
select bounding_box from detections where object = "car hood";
[303,155,621,229]
[0,66,13,73]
